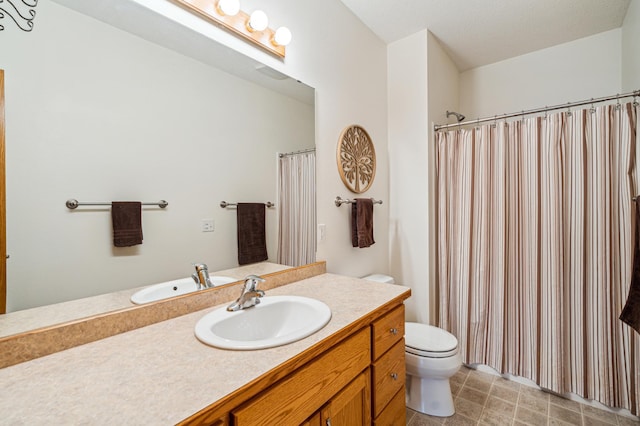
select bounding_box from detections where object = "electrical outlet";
[318,224,326,242]
[202,219,215,232]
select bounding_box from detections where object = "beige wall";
[459,29,622,119]
[387,31,460,324]
[228,0,390,281]
[622,0,640,91]
[388,31,429,322]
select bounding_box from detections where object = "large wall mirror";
[0,0,315,330]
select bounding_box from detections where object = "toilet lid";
[405,322,458,358]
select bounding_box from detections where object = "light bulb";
[273,27,292,46]
[248,10,268,31]
[217,0,239,16]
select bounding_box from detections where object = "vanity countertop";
[0,262,291,338]
[0,273,410,424]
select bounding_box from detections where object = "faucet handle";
[193,263,208,272]
[243,274,265,292]
[192,263,212,289]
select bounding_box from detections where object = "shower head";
[446,110,466,122]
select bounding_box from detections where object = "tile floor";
[405,366,640,426]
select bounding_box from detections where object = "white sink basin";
[195,295,332,350]
[130,276,237,304]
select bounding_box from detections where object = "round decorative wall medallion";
[337,125,376,194]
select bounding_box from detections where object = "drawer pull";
[390,372,398,380]
[390,327,398,335]
[326,419,332,426]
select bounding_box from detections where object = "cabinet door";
[233,329,370,426]
[301,412,321,426]
[321,370,371,426]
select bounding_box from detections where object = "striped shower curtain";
[436,102,640,414]
[277,151,317,266]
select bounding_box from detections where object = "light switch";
[202,219,215,232]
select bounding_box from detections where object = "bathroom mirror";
[0,0,315,325]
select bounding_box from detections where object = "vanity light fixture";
[173,0,292,58]
[247,10,268,32]
[216,0,240,16]
[273,27,292,47]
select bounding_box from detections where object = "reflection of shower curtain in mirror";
[436,102,640,415]
[277,151,316,266]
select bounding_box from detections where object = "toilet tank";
[362,274,395,284]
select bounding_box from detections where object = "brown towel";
[351,198,375,248]
[620,202,640,334]
[111,201,143,247]
[237,203,268,265]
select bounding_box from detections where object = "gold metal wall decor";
[337,125,376,194]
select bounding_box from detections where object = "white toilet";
[363,274,462,417]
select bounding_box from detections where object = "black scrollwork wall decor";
[0,0,38,32]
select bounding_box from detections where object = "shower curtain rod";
[433,89,640,131]
[278,147,316,158]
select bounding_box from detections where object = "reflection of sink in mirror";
[195,295,332,350]
[130,276,237,305]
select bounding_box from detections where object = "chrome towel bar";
[66,199,168,209]
[220,201,275,208]
[335,196,383,207]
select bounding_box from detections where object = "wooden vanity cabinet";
[371,305,406,425]
[181,300,407,426]
[302,370,371,426]
[232,328,371,425]
[319,370,371,425]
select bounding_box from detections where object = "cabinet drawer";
[374,387,405,426]
[371,339,405,418]
[371,305,404,360]
[232,328,370,426]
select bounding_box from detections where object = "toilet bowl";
[362,274,462,417]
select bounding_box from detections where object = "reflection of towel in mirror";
[111,201,143,247]
[237,203,268,265]
[351,198,375,248]
[621,202,640,335]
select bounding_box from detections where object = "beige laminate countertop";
[0,262,291,338]
[0,273,410,425]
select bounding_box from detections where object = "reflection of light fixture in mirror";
[216,0,240,16]
[174,0,291,58]
[273,27,292,47]
[248,10,268,32]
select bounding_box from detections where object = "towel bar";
[220,201,275,208]
[66,199,168,209]
[335,196,383,207]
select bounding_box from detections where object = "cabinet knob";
[326,419,332,426]
[390,327,398,335]
[390,372,398,380]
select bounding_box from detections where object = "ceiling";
[339,0,631,71]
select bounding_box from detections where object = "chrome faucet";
[192,263,214,290]
[227,275,266,311]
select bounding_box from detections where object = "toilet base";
[406,375,455,417]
